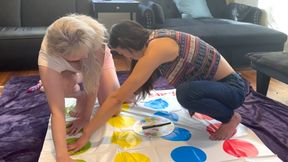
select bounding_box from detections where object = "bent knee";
[176,82,202,108]
[176,83,192,107]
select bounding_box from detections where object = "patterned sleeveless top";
[149,29,221,87]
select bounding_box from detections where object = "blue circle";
[162,127,191,141]
[144,98,168,109]
[171,146,207,162]
[154,111,179,121]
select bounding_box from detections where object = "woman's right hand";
[67,130,91,154]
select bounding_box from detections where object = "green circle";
[67,138,91,155]
[75,159,86,162]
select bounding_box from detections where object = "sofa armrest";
[137,1,165,29]
[224,3,262,25]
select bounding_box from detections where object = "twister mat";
[39,89,282,162]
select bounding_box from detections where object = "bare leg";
[209,112,241,140]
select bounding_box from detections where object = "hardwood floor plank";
[0,70,39,86]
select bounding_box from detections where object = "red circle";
[194,113,214,120]
[223,139,259,157]
[206,123,237,137]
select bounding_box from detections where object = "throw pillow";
[173,0,213,18]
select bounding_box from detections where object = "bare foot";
[209,112,241,140]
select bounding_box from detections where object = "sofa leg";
[256,71,270,96]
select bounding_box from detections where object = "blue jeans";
[176,72,247,123]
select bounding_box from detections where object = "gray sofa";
[137,0,287,68]
[0,0,92,70]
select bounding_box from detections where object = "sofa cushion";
[160,18,287,46]
[21,0,77,26]
[0,27,46,40]
[0,27,46,70]
[0,0,21,27]
[173,0,213,18]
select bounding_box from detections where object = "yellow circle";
[114,152,151,162]
[111,131,141,148]
[108,116,136,128]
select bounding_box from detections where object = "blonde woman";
[38,14,120,162]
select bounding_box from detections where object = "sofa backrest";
[22,0,92,27]
[144,0,181,19]
[143,0,228,19]
[0,0,92,27]
[206,0,227,18]
[0,0,21,27]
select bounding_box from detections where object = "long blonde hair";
[46,14,107,93]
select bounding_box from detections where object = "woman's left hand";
[67,131,91,154]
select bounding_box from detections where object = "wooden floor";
[1,55,287,105]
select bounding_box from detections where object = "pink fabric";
[102,46,116,70]
[97,46,119,103]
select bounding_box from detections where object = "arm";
[97,46,134,105]
[97,47,120,104]
[39,66,72,161]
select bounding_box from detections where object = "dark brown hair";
[108,21,160,99]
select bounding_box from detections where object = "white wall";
[258,0,288,52]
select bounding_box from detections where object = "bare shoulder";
[146,37,179,62]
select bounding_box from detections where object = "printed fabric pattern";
[149,29,220,87]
